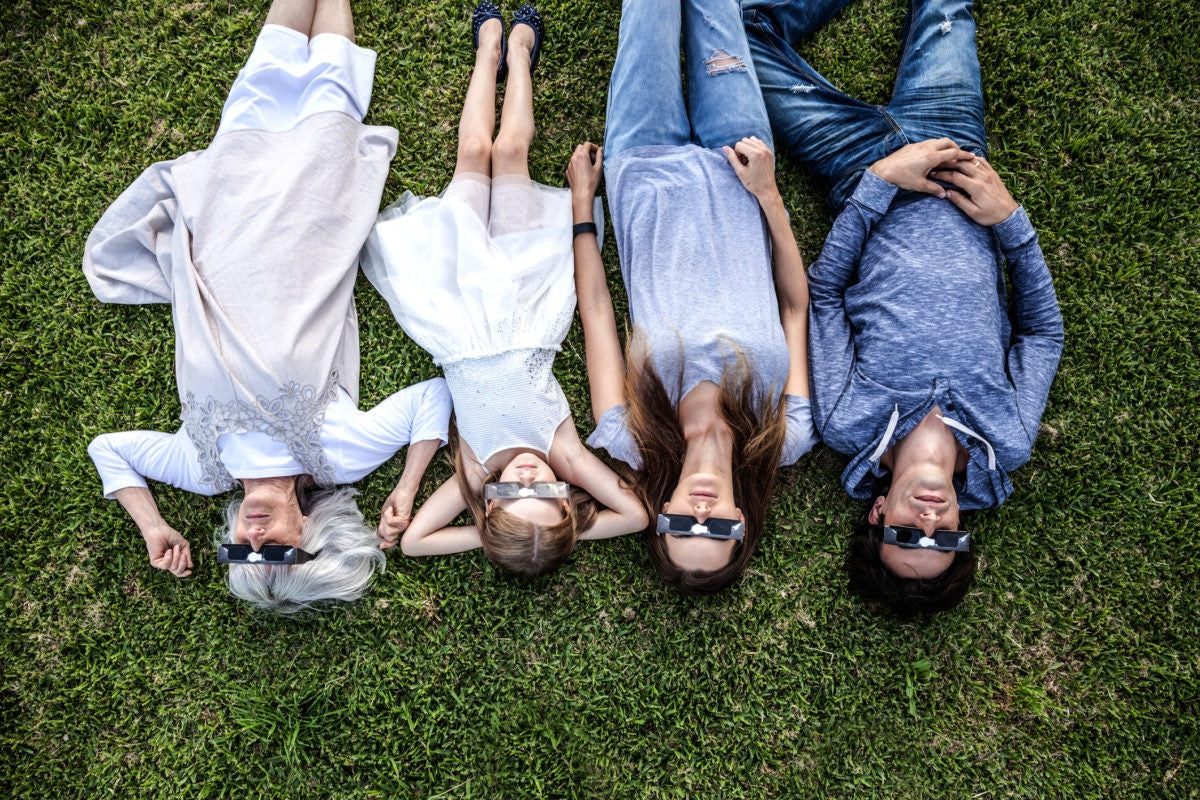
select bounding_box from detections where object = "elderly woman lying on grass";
[83,0,450,613]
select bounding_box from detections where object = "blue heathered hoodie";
[807,170,1064,510]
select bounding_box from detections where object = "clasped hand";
[869,138,1019,226]
[144,523,193,577]
[377,482,417,548]
[566,142,603,208]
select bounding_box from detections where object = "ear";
[867,496,887,525]
[486,500,496,514]
[661,502,670,514]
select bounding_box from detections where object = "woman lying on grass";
[83,0,450,612]
[360,3,647,576]
[570,0,817,594]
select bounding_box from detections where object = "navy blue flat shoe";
[472,1,508,81]
[511,4,544,75]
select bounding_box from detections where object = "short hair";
[217,487,385,614]
[846,513,976,617]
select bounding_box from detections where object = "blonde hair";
[217,487,384,613]
[450,417,598,577]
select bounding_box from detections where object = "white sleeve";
[87,428,216,498]
[324,378,452,483]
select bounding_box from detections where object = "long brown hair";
[625,338,787,594]
[449,417,598,577]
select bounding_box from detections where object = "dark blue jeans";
[742,0,987,210]
[605,0,774,157]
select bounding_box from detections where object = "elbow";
[632,505,650,533]
[86,434,111,461]
[624,502,650,533]
[398,529,423,557]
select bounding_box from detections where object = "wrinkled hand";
[723,136,779,201]
[144,524,193,577]
[928,156,1020,226]
[869,138,976,197]
[377,483,416,549]
[566,142,603,206]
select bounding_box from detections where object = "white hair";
[216,487,386,614]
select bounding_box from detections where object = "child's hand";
[566,142,603,210]
[723,136,779,202]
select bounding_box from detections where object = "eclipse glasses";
[216,544,319,565]
[484,481,570,500]
[882,525,971,552]
[655,513,745,541]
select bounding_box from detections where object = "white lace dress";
[361,174,590,463]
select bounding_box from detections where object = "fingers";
[152,544,192,577]
[377,505,409,549]
[914,178,948,199]
[724,136,771,171]
[943,187,980,217]
[567,142,603,192]
[722,145,743,171]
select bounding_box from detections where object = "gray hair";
[216,487,385,614]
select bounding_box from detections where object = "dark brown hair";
[450,418,598,577]
[625,339,786,594]
[846,504,977,616]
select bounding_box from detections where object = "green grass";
[2,0,1198,797]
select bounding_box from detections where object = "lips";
[915,495,944,504]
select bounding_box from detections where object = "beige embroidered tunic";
[83,111,398,490]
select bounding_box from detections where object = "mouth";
[245,513,269,520]
[690,491,717,500]
[915,495,944,504]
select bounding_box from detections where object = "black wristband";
[573,222,598,238]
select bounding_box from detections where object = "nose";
[245,526,266,550]
[692,501,713,522]
[916,508,943,532]
[517,470,537,487]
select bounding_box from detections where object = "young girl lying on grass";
[360,3,647,576]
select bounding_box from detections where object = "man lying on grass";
[744,0,1064,614]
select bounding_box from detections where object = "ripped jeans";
[742,0,987,210]
[604,0,774,157]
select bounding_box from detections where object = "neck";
[888,408,960,478]
[680,416,735,480]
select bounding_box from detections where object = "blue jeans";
[605,0,774,156]
[742,0,987,210]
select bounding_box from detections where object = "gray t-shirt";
[588,144,816,467]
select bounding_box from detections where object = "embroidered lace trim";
[182,371,341,491]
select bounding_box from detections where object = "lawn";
[2,0,1198,797]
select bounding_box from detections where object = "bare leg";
[312,0,355,41]
[492,22,535,179]
[454,18,503,178]
[265,0,317,36]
